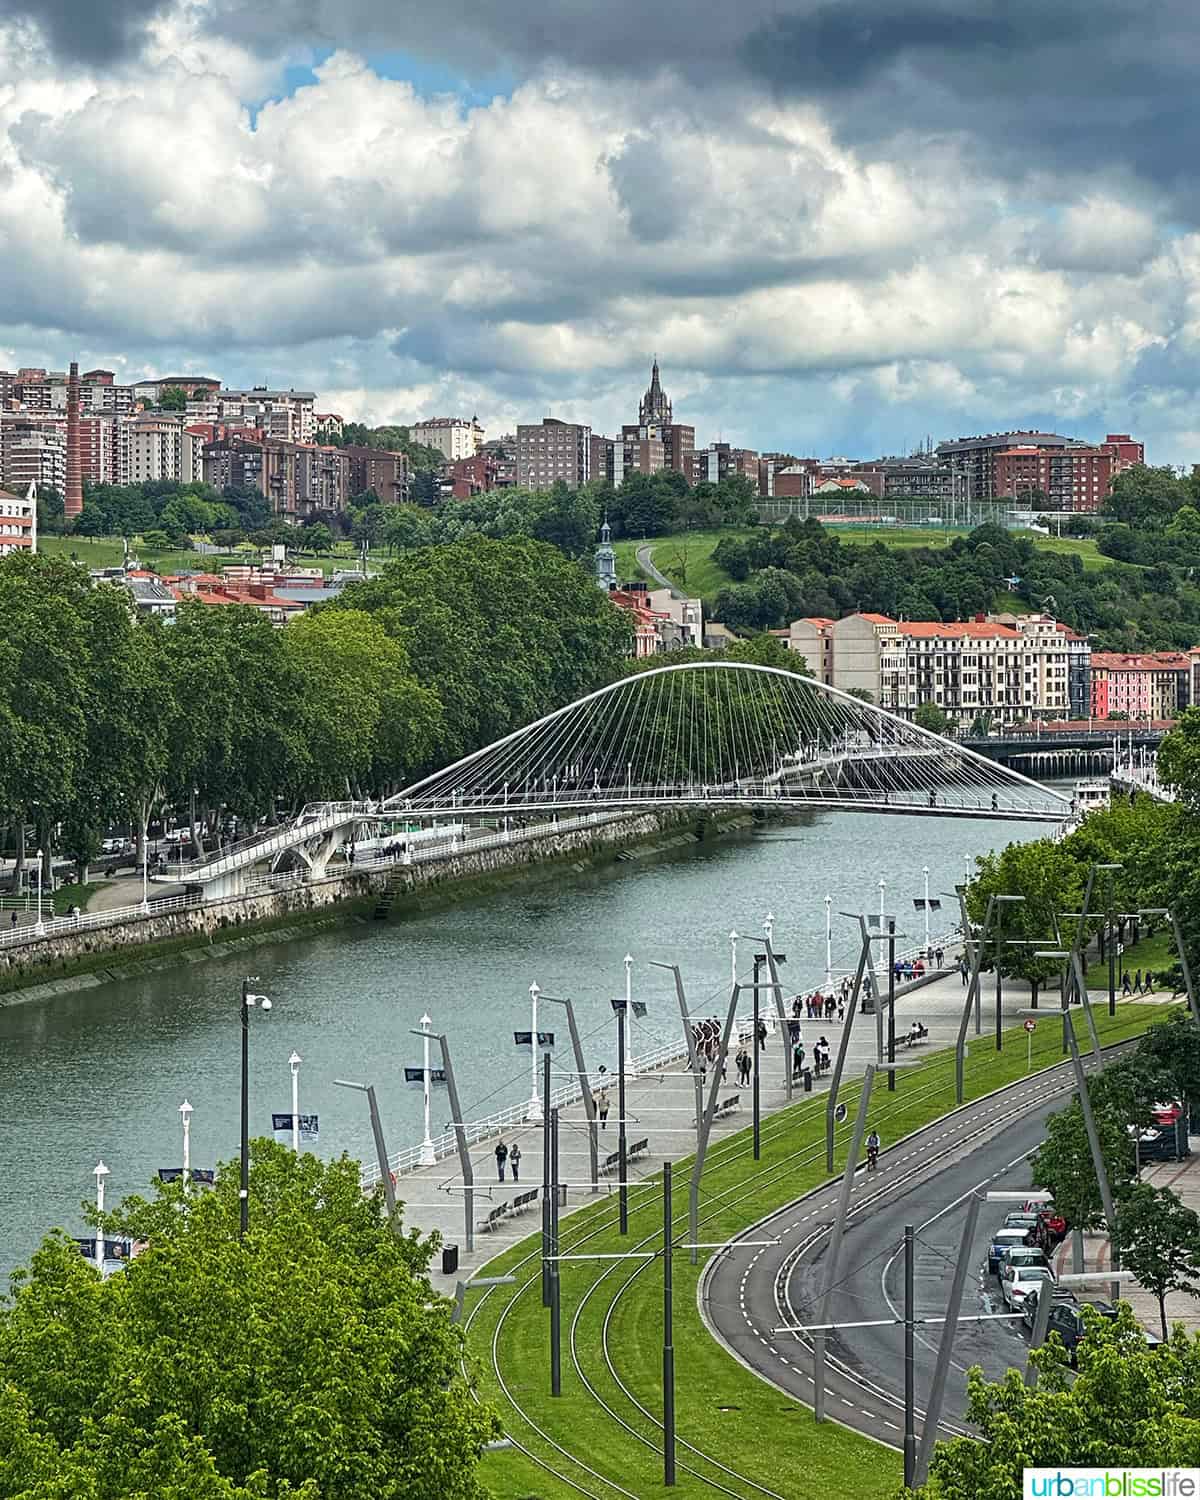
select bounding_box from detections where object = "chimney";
[64,361,83,517]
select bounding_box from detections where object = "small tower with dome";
[595,513,617,591]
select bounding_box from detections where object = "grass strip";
[465,1000,1176,1500]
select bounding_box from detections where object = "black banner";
[403,1067,448,1086]
[513,1031,555,1047]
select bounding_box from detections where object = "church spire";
[639,357,671,427]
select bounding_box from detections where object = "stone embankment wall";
[0,809,750,1003]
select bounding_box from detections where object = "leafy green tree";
[1117,1182,1200,1339]
[913,701,951,736]
[282,610,441,797]
[1103,464,1191,529]
[300,522,333,555]
[157,384,189,411]
[0,1142,496,1498]
[908,1307,1200,1498]
[1159,707,1200,810]
[967,838,1083,1005]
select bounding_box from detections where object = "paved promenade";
[395,958,1099,1296]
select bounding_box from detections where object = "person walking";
[1143,970,1154,994]
[836,995,846,1023]
[792,1040,805,1080]
[597,1088,610,1130]
[959,955,969,986]
[936,946,945,970]
[1122,971,1132,997]
[1133,968,1143,994]
[510,1143,521,1183]
[495,1139,509,1182]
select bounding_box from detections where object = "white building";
[411,416,484,463]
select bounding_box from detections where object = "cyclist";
[866,1129,881,1171]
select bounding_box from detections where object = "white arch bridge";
[172,662,1071,897]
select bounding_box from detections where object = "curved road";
[635,542,685,599]
[702,1045,1131,1448]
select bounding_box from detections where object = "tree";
[158,384,188,411]
[0,1142,497,1497]
[967,838,1083,1005]
[913,701,951,736]
[1159,707,1200,810]
[909,1307,1200,1497]
[300,522,333,555]
[1117,1182,1200,1339]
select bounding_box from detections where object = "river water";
[0,808,1053,1274]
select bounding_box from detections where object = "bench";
[714,1094,741,1120]
[600,1150,622,1176]
[599,1140,650,1174]
[902,1027,930,1049]
[478,1187,542,1231]
[628,1138,649,1162]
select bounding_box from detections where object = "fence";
[367,923,962,1186]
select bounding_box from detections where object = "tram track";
[462,1031,1139,1498]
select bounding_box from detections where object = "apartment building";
[126,415,204,485]
[410,416,484,462]
[202,435,350,519]
[690,443,759,486]
[936,431,1144,506]
[2,413,65,494]
[0,487,35,553]
[1090,652,1192,721]
[206,390,316,445]
[785,611,1090,726]
[516,418,592,489]
[342,444,410,504]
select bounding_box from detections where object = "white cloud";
[0,22,1196,459]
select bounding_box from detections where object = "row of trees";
[710,506,1200,652]
[0,540,631,876]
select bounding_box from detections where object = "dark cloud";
[0,0,172,61]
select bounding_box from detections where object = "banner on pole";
[513,1030,555,1048]
[157,1167,215,1185]
[403,1067,447,1087]
[912,898,942,911]
[272,1112,319,1144]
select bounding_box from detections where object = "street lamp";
[526,983,543,1123]
[288,1051,302,1153]
[240,978,272,1239]
[141,809,151,912]
[922,866,931,952]
[34,846,44,934]
[93,1160,109,1273]
[179,1099,192,1195]
[824,895,833,991]
[729,930,738,991]
[418,1015,436,1167]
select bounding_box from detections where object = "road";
[702,1043,1133,1449]
[635,542,684,599]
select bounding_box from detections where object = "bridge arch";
[386,660,1070,823]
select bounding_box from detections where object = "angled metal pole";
[752,956,762,1161]
[914,1192,981,1486]
[1169,909,1200,1027]
[826,933,870,1172]
[887,919,897,1092]
[663,1158,676,1486]
[691,981,742,1265]
[543,1049,552,1301]
[1062,1008,1121,1301]
[1068,950,1103,1060]
[1024,1278,1055,1388]
[543,994,598,1192]
[955,893,995,1104]
[436,1035,473,1253]
[762,937,791,1100]
[652,961,704,1136]
[815,1063,876,1421]
[549,1106,561,1396]
[904,1223,916,1486]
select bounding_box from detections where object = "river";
[0,807,1053,1274]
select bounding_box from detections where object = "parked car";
[1032,1207,1068,1250]
[1001,1263,1055,1310]
[1021,1285,1078,1331]
[1042,1301,1117,1365]
[988,1227,1033,1274]
[1003,1211,1040,1232]
[997,1244,1049,1277]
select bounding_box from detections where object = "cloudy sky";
[1,0,1197,461]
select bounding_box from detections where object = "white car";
[1001,1263,1055,1310]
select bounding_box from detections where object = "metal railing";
[0,810,628,954]
[368,925,962,1185]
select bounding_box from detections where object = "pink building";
[1090,651,1191,720]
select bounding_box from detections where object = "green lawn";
[1085,930,1177,991]
[38,534,355,577]
[624,526,1105,604]
[467,1000,1176,1500]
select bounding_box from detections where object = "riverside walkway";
[392,957,1076,1297]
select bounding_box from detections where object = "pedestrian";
[597,1088,610,1129]
[959,955,969,986]
[792,1040,805,1080]
[1133,969,1142,994]
[825,993,835,1020]
[1143,971,1154,994]
[792,995,802,1020]
[936,947,945,969]
[756,1018,767,1051]
[9,911,15,929]
[1122,971,1132,997]
[837,995,845,1022]
[510,1143,521,1182]
[495,1139,509,1182]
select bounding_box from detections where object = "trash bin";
[802,1068,813,1094]
[442,1244,459,1276]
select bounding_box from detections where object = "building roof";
[901,621,1021,639]
[856,612,898,626]
[936,431,1077,454]
[1091,651,1191,671]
